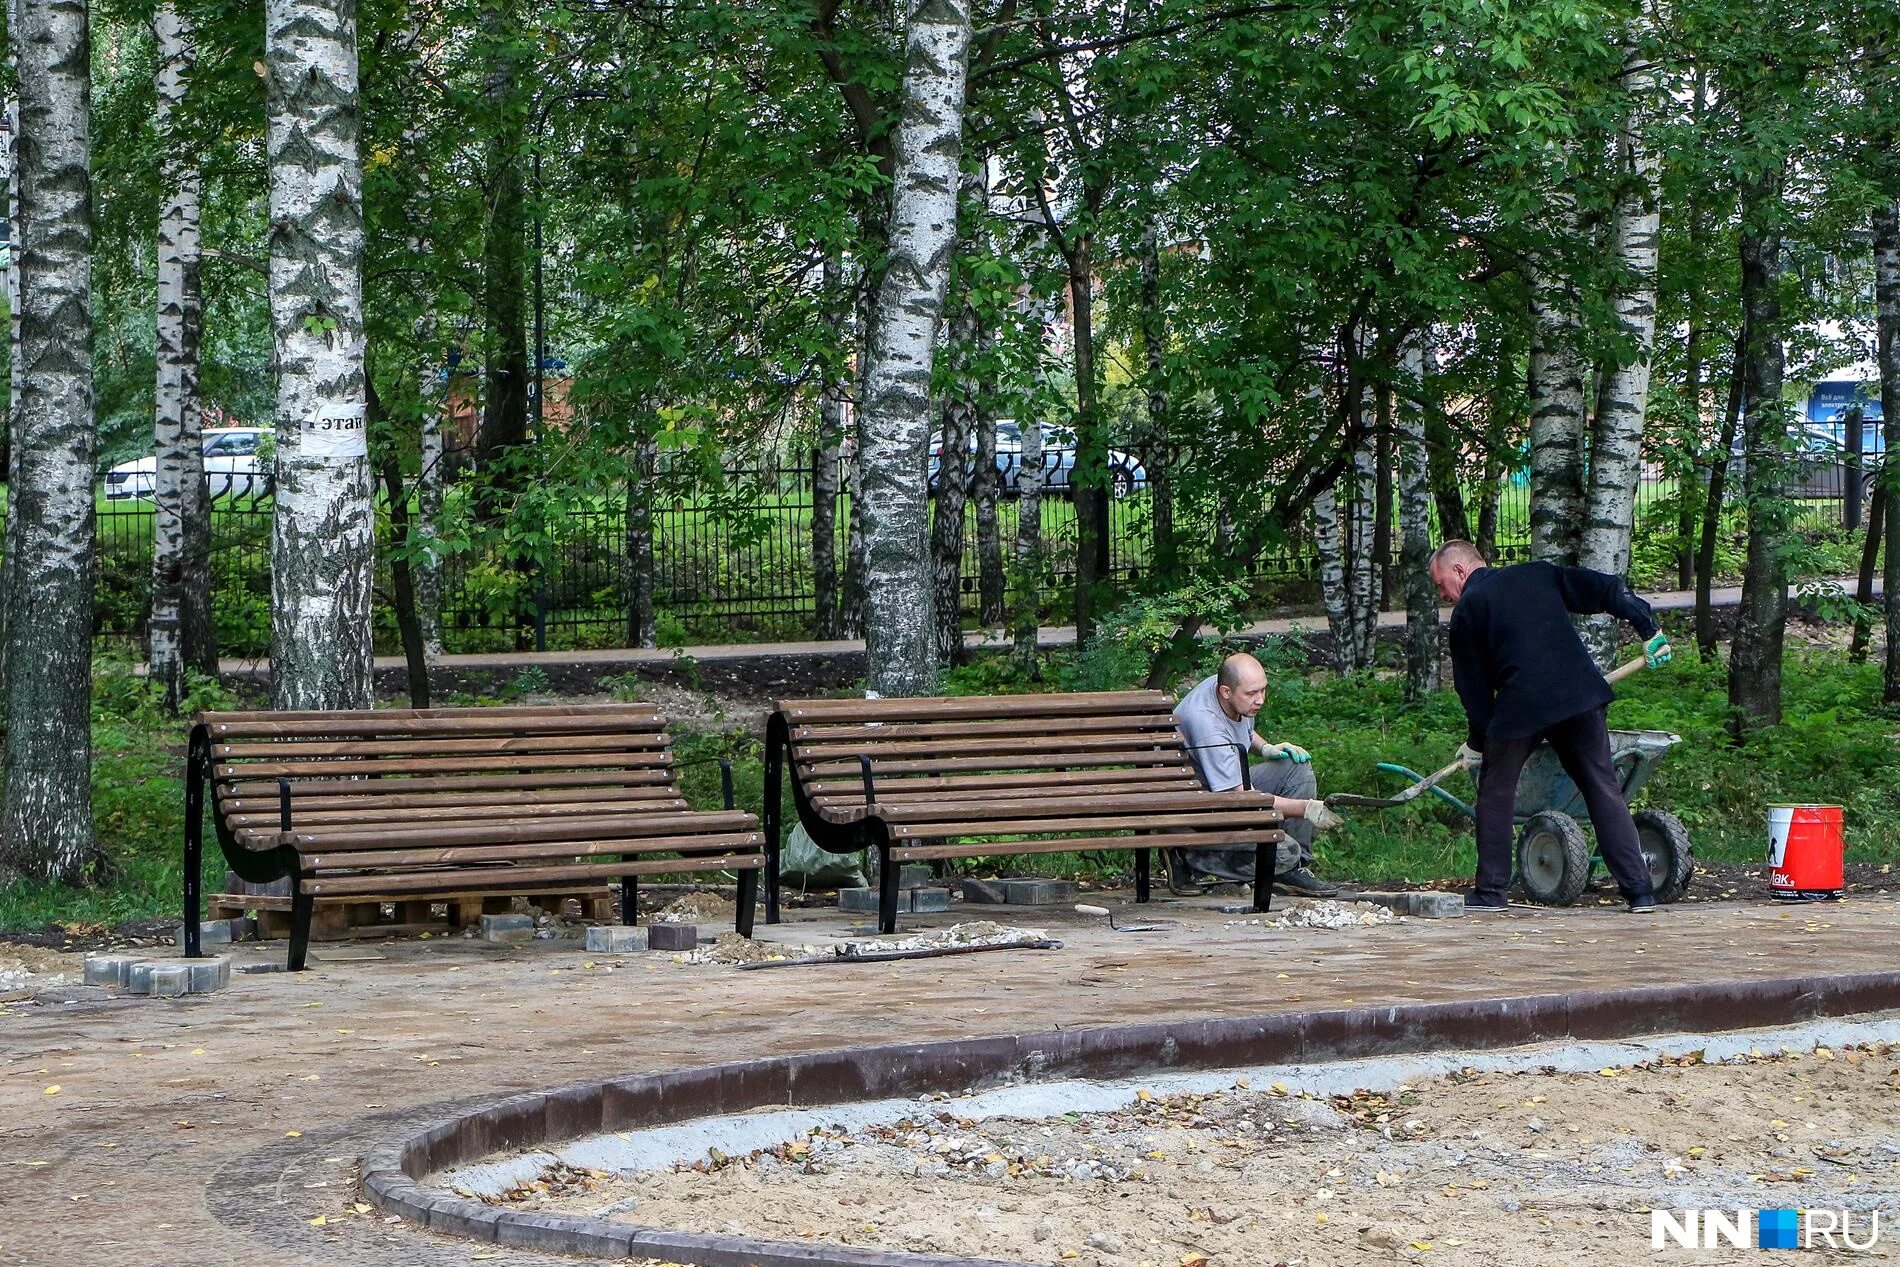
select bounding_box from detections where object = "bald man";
[1429,539,1671,913]
[1170,652,1344,897]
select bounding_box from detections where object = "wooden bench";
[183,704,764,969]
[763,690,1287,933]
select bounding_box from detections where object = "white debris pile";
[844,920,1052,955]
[0,950,71,995]
[1227,900,1397,931]
[682,932,823,965]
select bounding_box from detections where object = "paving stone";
[896,864,934,891]
[124,961,162,995]
[645,923,698,952]
[585,926,643,953]
[1002,878,1078,906]
[186,957,231,993]
[1351,890,1465,918]
[837,887,880,912]
[146,965,193,998]
[174,917,254,949]
[83,955,142,988]
[480,914,535,944]
[958,877,1009,905]
[909,888,951,913]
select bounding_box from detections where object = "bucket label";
[1767,811,1793,869]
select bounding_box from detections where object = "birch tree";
[149,3,215,709]
[1397,335,1438,699]
[1011,395,1045,673]
[856,0,972,696]
[265,0,375,710]
[1527,192,1587,565]
[1578,27,1663,663]
[932,295,977,667]
[0,69,19,702]
[2,0,96,879]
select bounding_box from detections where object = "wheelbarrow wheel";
[1633,808,1694,904]
[1516,811,1591,906]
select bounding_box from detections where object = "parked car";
[105,427,270,502]
[927,419,1148,497]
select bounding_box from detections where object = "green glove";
[1264,741,1311,764]
[1644,632,1672,668]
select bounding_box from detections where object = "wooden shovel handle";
[1604,655,1648,685]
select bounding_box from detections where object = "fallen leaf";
[42,1086,60,1096]
[285,1131,302,1138]
[308,1216,327,1227]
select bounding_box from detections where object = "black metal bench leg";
[878,847,900,935]
[288,886,315,972]
[621,875,639,926]
[1135,848,1151,904]
[762,726,783,925]
[765,838,782,926]
[1253,840,1273,914]
[735,865,759,938]
[183,727,208,959]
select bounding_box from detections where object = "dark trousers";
[1474,706,1653,902]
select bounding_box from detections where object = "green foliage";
[1061,581,1250,692]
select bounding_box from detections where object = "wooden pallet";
[208,886,615,942]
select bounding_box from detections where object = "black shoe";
[1626,895,1659,914]
[1272,867,1340,898]
[1166,852,1214,896]
[1463,893,1510,912]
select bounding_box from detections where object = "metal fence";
[68,451,1877,656]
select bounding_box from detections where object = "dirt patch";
[519,1044,1900,1266]
[680,921,1059,967]
[652,892,737,924]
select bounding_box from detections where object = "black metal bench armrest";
[672,755,737,810]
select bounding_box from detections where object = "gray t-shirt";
[1173,674,1254,791]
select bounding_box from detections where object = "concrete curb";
[359,971,1900,1267]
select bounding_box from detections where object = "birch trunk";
[1695,330,1746,658]
[1347,417,1379,667]
[0,81,21,701]
[842,281,873,639]
[1528,200,1587,565]
[973,390,1004,627]
[1397,335,1439,698]
[626,439,657,648]
[1011,401,1045,673]
[1139,225,1176,583]
[932,299,978,667]
[812,254,846,640]
[1065,235,1107,642]
[149,3,215,710]
[416,358,445,658]
[1313,486,1349,669]
[2,0,96,880]
[265,0,374,711]
[856,0,970,696]
[1873,200,1900,703]
[1727,171,1790,736]
[1579,32,1663,663]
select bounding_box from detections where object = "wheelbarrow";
[1354,730,1695,906]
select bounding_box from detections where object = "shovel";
[1325,655,1651,810]
[1074,903,1178,932]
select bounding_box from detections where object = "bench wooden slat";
[891,831,1274,862]
[213,732,672,760]
[790,731,1187,762]
[305,855,765,896]
[797,750,1189,778]
[891,810,1279,839]
[306,832,766,871]
[221,786,684,818]
[219,770,676,799]
[803,768,1197,798]
[789,714,1182,744]
[226,796,690,830]
[281,810,757,849]
[214,751,675,780]
[774,691,1172,721]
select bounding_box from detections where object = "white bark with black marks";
[856,0,971,697]
[2,0,96,880]
[932,295,978,666]
[1528,193,1586,565]
[265,0,375,710]
[1579,30,1662,663]
[1347,419,1379,668]
[0,78,20,700]
[1011,398,1045,672]
[1873,200,1900,703]
[150,3,215,709]
[1397,333,1439,698]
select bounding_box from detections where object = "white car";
[105,427,270,501]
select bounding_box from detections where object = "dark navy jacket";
[1447,562,1659,750]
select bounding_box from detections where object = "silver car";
[928,420,1148,497]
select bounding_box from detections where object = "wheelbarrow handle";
[1604,655,1648,685]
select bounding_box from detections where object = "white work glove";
[1303,799,1345,832]
[1262,741,1311,764]
[1455,743,1483,768]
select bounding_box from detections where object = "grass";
[1,635,1896,934]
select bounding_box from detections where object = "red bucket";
[1767,804,1844,901]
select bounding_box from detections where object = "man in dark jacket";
[1428,540,1672,913]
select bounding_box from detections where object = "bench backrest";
[772,690,1206,815]
[195,704,684,834]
